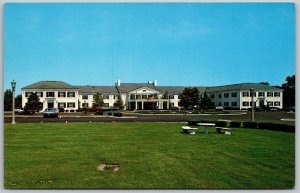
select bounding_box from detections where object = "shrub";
[258,122,275,130]
[215,121,227,127]
[243,121,257,128]
[282,124,295,133]
[230,121,241,128]
[114,112,123,117]
[107,112,112,116]
[200,120,215,123]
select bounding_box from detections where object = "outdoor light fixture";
[250,88,255,122]
[11,80,16,124]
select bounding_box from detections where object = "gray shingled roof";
[117,83,158,93]
[157,86,206,95]
[22,81,78,89]
[77,86,118,95]
[205,83,282,92]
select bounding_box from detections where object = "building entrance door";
[48,102,54,108]
[259,100,265,107]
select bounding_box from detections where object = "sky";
[4,3,295,94]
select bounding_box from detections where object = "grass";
[4,122,295,189]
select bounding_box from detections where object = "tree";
[281,75,295,108]
[92,92,104,107]
[179,87,200,110]
[199,92,214,112]
[4,89,13,111]
[24,93,43,114]
[114,95,125,110]
[15,94,22,108]
[260,82,270,86]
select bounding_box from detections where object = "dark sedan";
[43,108,59,118]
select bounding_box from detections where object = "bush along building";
[21,80,283,112]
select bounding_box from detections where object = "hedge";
[243,121,258,128]
[114,112,123,117]
[230,121,241,128]
[215,121,227,127]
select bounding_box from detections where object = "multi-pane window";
[58,92,66,97]
[274,102,280,106]
[67,102,75,108]
[67,92,75,97]
[231,92,237,97]
[224,93,229,98]
[267,92,273,97]
[136,95,141,99]
[243,102,249,106]
[169,95,175,99]
[170,103,174,107]
[231,102,237,106]
[274,92,281,97]
[218,102,222,106]
[218,94,222,98]
[36,92,43,97]
[242,92,249,97]
[25,92,33,97]
[130,95,135,100]
[258,92,265,97]
[142,95,147,99]
[224,102,229,107]
[267,102,273,106]
[210,94,215,98]
[58,102,66,108]
[103,103,109,107]
[46,92,55,97]
[103,95,109,99]
[82,95,88,100]
[250,102,256,107]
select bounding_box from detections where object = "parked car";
[87,106,119,112]
[43,108,59,118]
[215,106,224,111]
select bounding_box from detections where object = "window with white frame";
[274,101,280,106]
[224,93,229,98]
[58,102,66,108]
[250,92,256,97]
[218,94,222,98]
[231,102,237,106]
[25,92,33,97]
[267,92,273,97]
[258,92,265,97]
[67,102,75,108]
[267,102,273,106]
[243,102,249,106]
[224,102,229,107]
[67,92,75,97]
[242,92,249,97]
[82,103,89,108]
[58,92,66,97]
[82,95,88,100]
[169,95,174,99]
[103,95,109,99]
[36,92,43,97]
[46,92,55,97]
[274,92,280,97]
[218,102,222,106]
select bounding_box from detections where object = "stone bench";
[182,126,198,135]
[216,127,232,135]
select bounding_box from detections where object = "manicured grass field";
[4,122,295,189]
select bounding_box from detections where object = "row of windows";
[214,102,238,107]
[242,92,280,97]
[82,95,118,100]
[242,101,281,107]
[25,92,76,98]
[211,92,238,99]
[58,102,76,108]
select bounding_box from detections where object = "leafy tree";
[4,89,13,111]
[179,87,200,110]
[92,92,104,107]
[114,95,125,110]
[281,75,295,108]
[15,94,22,108]
[260,82,270,86]
[199,92,214,112]
[24,93,43,114]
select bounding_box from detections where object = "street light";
[11,80,16,124]
[250,88,255,122]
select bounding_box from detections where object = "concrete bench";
[216,127,232,135]
[182,126,198,135]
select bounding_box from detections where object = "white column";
[142,101,144,110]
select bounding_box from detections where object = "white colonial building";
[21,80,283,111]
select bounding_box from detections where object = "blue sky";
[4,3,295,94]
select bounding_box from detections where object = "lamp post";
[250,88,255,122]
[11,80,16,124]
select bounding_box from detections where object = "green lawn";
[4,122,295,189]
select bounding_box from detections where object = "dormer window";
[143,89,146,92]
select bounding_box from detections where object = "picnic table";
[182,126,198,134]
[197,123,216,134]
